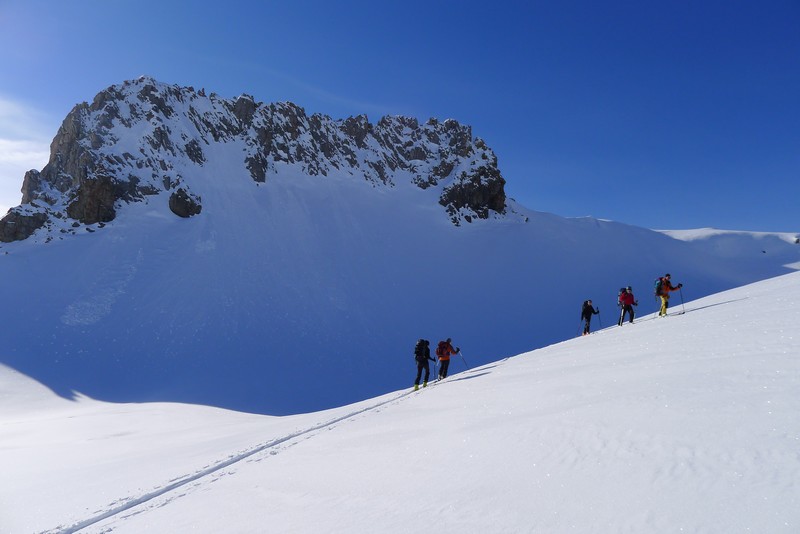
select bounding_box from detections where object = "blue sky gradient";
[1,0,797,231]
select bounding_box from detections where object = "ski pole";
[597,310,602,329]
[458,350,470,370]
[679,287,686,314]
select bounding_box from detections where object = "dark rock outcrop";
[168,188,202,218]
[440,165,507,224]
[0,209,48,242]
[66,174,118,224]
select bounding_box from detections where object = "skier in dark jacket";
[436,338,459,380]
[414,339,435,391]
[656,274,683,317]
[581,300,599,335]
[618,286,638,325]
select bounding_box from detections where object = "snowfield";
[3,77,798,418]
[1,271,798,533]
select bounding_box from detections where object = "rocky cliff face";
[0,77,509,242]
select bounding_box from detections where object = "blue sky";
[1,0,797,231]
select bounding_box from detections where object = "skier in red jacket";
[618,286,638,325]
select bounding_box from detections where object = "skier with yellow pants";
[655,274,683,316]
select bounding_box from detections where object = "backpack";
[414,339,426,360]
[435,341,446,358]
[654,278,664,296]
[617,288,626,304]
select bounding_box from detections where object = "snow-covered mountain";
[0,77,797,414]
[2,272,798,533]
[0,76,507,241]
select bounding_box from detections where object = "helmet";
[626,286,632,290]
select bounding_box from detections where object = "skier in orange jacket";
[435,338,460,380]
[656,274,683,316]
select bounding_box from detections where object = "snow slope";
[1,271,798,533]
[1,78,798,416]
[662,228,800,270]
[1,152,797,415]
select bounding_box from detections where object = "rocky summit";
[0,76,507,242]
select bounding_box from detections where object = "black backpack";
[414,339,426,361]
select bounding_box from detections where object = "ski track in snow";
[7,268,796,532]
[47,365,496,534]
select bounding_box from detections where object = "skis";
[412,380,441,392]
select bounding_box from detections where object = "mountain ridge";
[1,76,510,243]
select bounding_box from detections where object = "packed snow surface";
[1,271,798,533]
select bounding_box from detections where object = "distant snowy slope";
[1,271,798,533]
[663,228,799,243]
[0,78,797,415]
[661,228,800,269]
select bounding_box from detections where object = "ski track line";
[46,389,418,534]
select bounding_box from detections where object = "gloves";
[678,283,683,288]
[456,347,461,353]
[634,301,638,306]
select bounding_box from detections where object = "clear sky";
[0,0,797,231]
